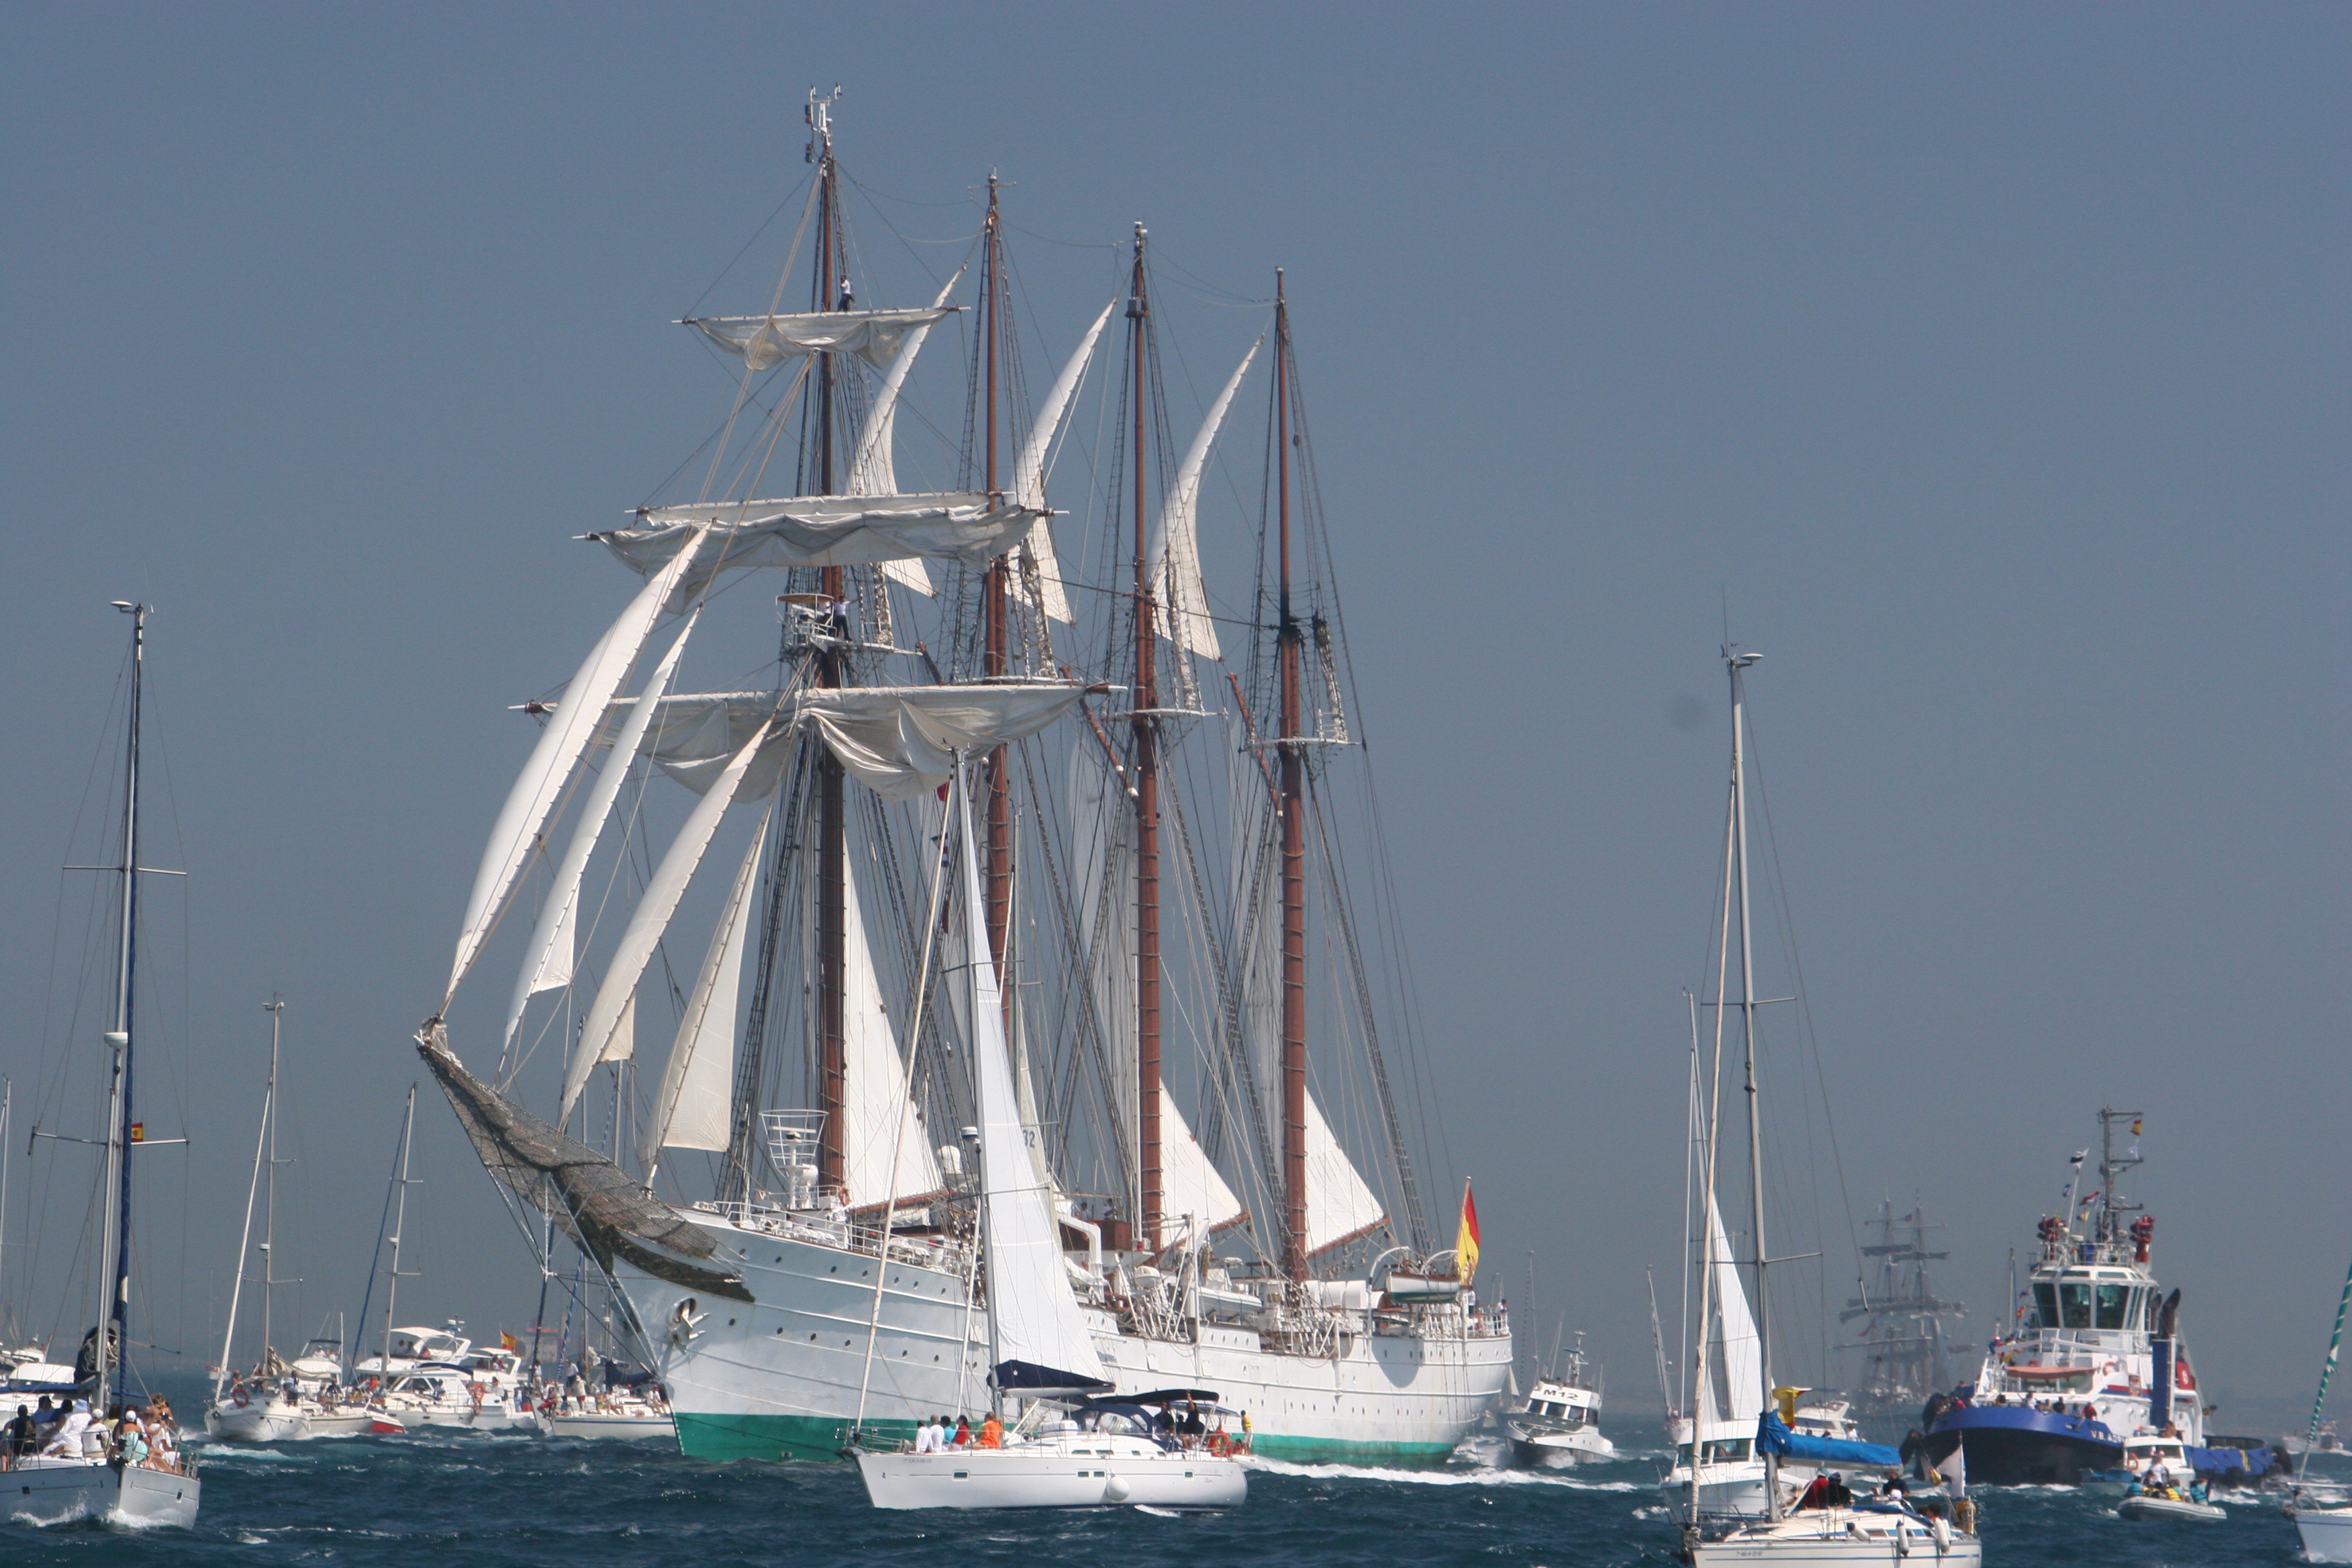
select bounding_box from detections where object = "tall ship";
[418,97,1507,1463]
[1922,1108,2208,1484]
[1839,1201,1966,1442]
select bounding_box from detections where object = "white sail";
[840,862,942,1206]
[1694,1190,1763,1428]
[1012,298,1116,626]
[1069,742,1137,1192]
[561,717,773,1121]
[595,494,1041,609]
[641,804,771,1165]
[686,306,954,371]
[600,995,635,1065]
[444,532,703,1007]
[1302,1093,1385,1255]
[1149,338,1260,661]
[849,275,959,501]
[957,769,1106,1391]
[1159,1088,1245,1237]
[500,611,699,1055]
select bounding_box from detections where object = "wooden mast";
[1128,224,1163,1253]
[1275,273,1309,1282]
[812,101,848,1195]
[981,175,1014,981]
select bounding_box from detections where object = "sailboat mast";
[381,1083,417,1379]
[262,996,283,1361]
[1127,224,1163,1253]
[810,95,850,1195]
[1274,274,1309,1282]
[95,600,148,1408]
[981,175,1015,980]
[1727,648,1777,1519]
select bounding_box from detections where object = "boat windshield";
[2059,1282,2094,1328]
[2095,1283,2131,1329]
[2034,1282,2059,1326]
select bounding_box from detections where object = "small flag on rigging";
[1455,1180,1481,1281]
[129,1122,144,1142]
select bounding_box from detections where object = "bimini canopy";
[591,495,1042,609]
[684,306,954,371]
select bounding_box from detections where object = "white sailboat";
[415,99,1501,1466]
[1668,649,1977,1566]
[11,603,200,1528]
[853,765,1246,1510]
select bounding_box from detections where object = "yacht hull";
[538,1410,677,1440]
[2295,1506,2352,1563]
[1687,1510,1979,1565]
[1506,1422,1616,1466]
[5,1459,199,1528]
[855,1447,1245,1509]
[205,1401,307,1443]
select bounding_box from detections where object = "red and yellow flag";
[500,1332,518,1352]
[1455,1180,1481,1281]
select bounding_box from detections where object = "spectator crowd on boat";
[1,1393,188,1473]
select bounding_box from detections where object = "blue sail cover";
[1757,1411,1902,1467]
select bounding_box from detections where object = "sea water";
[0,1377,2311,1565]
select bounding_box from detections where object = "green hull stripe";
[675,1412,1457,1467]
[674,1412,916,1462]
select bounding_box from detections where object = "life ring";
[232,1388,250,1408]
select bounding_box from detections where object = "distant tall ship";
[1840,1201,1966,1442]
[418,95,1506,1465]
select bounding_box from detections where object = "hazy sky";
[3,5,2344,1429]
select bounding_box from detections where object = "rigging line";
[680,168,818,321]
[1741,703,1867,1295]
[694,179,824,507]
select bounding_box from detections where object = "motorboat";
[379,1366,534,1432]
[2116,1491,2224,1521]
[1506,1332,1616,1466]
[856,1398,1246,1511]
[2081,1431,2191,1496]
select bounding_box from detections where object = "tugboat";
[1506,1332,1615,1466]
[1922,1109,2204,1486]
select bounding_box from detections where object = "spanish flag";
[1455,1180,1481,1281]
[500,1332,518,1352]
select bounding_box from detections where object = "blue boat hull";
[1922,1404,2120,1485]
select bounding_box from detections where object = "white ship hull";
[617,1209,1509,1463]
[1509,1424,1617,1465]
[4,1457,200,1528]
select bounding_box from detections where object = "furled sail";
[1012,298,1117,625]
[955,769,1108,1393]
[501,611,700,1057]
[593,495,1042,611]
[445,531,705,1008]
[839,862,942,1206]
[561,717,774,1121]
[1148,339,1261,661]
[685,306,954,372]
[640,803,771,1167]
[1694,1189,1764,1429]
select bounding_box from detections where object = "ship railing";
[687,1199,974,1277]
